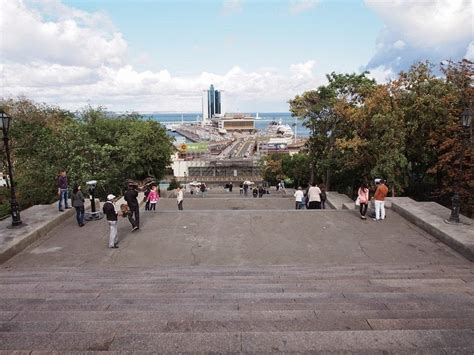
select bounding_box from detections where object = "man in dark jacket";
[57,170,71,211]
[124,183,139,231]
[102,194,118,248]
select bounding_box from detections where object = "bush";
[168,177,180,190]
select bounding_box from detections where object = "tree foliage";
[289,60,473,216]
[1,99,174,210]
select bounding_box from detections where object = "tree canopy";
[288,60,473,216]
[1,99,174,210]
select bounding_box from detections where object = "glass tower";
[203,84,222,119]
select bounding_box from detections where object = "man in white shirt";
[307,182,322,209]
[293,186,304,209]
[176,186,184,210]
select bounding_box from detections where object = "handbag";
[355,197,360,206]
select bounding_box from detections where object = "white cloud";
[0,0,324,112]
[393,40,405,50]
[0,0,126,67]
[290,60,316,79]
[222,0,243,16]
[1,61,324,112]
[289,0,320,15]
[365,0,473,73]
[466,42,474,61]
[366,65,394,84]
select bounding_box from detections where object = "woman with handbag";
[357,182,369,220]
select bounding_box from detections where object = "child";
[147,185,159,211]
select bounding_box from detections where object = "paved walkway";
[3,200,467,268]
[1,194,473,352]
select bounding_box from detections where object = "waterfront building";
[212,113,255,132]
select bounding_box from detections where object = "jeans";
[359,203,368,217]
[295,201,303,209]
[178,201,183,210]
[74,206,84,225]
[375,200,385,220]
[108,221,118,247]
[321,199,326,209]
[58,189,68,210]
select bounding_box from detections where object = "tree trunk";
[326,169,331,191]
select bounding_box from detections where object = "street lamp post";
[446,106,473,224]
[1,109,23,227]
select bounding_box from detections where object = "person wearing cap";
[103,194,119,248]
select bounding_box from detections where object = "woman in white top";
[307,183,322,209]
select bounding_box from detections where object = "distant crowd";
[292,179,389,221]
[57,170,389,250]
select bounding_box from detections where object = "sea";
[142,112,310,140]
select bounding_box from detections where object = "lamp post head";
[461,107,473,128]
[0,108,11,134]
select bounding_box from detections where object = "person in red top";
[373,179,389,221]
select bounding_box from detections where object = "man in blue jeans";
[57,170,71,212]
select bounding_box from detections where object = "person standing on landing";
[124,183,139,231]
[319,183,327,209]
[147,185,159,211]
[102,194,119,248]
[57,170,71,211]
[176,186,184,210]
[357,182,369,220]
[307,182,322,209]
[294,186,304,209]
[71,183,85,227]
[373,179,389,221]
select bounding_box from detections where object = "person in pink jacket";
[357,182,369,219]
[146,185,159,211]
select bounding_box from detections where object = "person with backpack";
[71,183,85,227]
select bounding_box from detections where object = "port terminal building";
[212,113,255,132]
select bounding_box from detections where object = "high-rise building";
[202,85,223,123]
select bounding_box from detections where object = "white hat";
[107,194,116,201]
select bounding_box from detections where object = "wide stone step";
[2,263,472,277]
[1,263,472,352]
[1,329,473,352]
[4,316,473,334]
[1,278,470,294]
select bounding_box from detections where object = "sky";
[0,0,473,113]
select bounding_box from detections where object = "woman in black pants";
[357,182,369,219]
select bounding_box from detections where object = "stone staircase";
[1,263,473,352]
